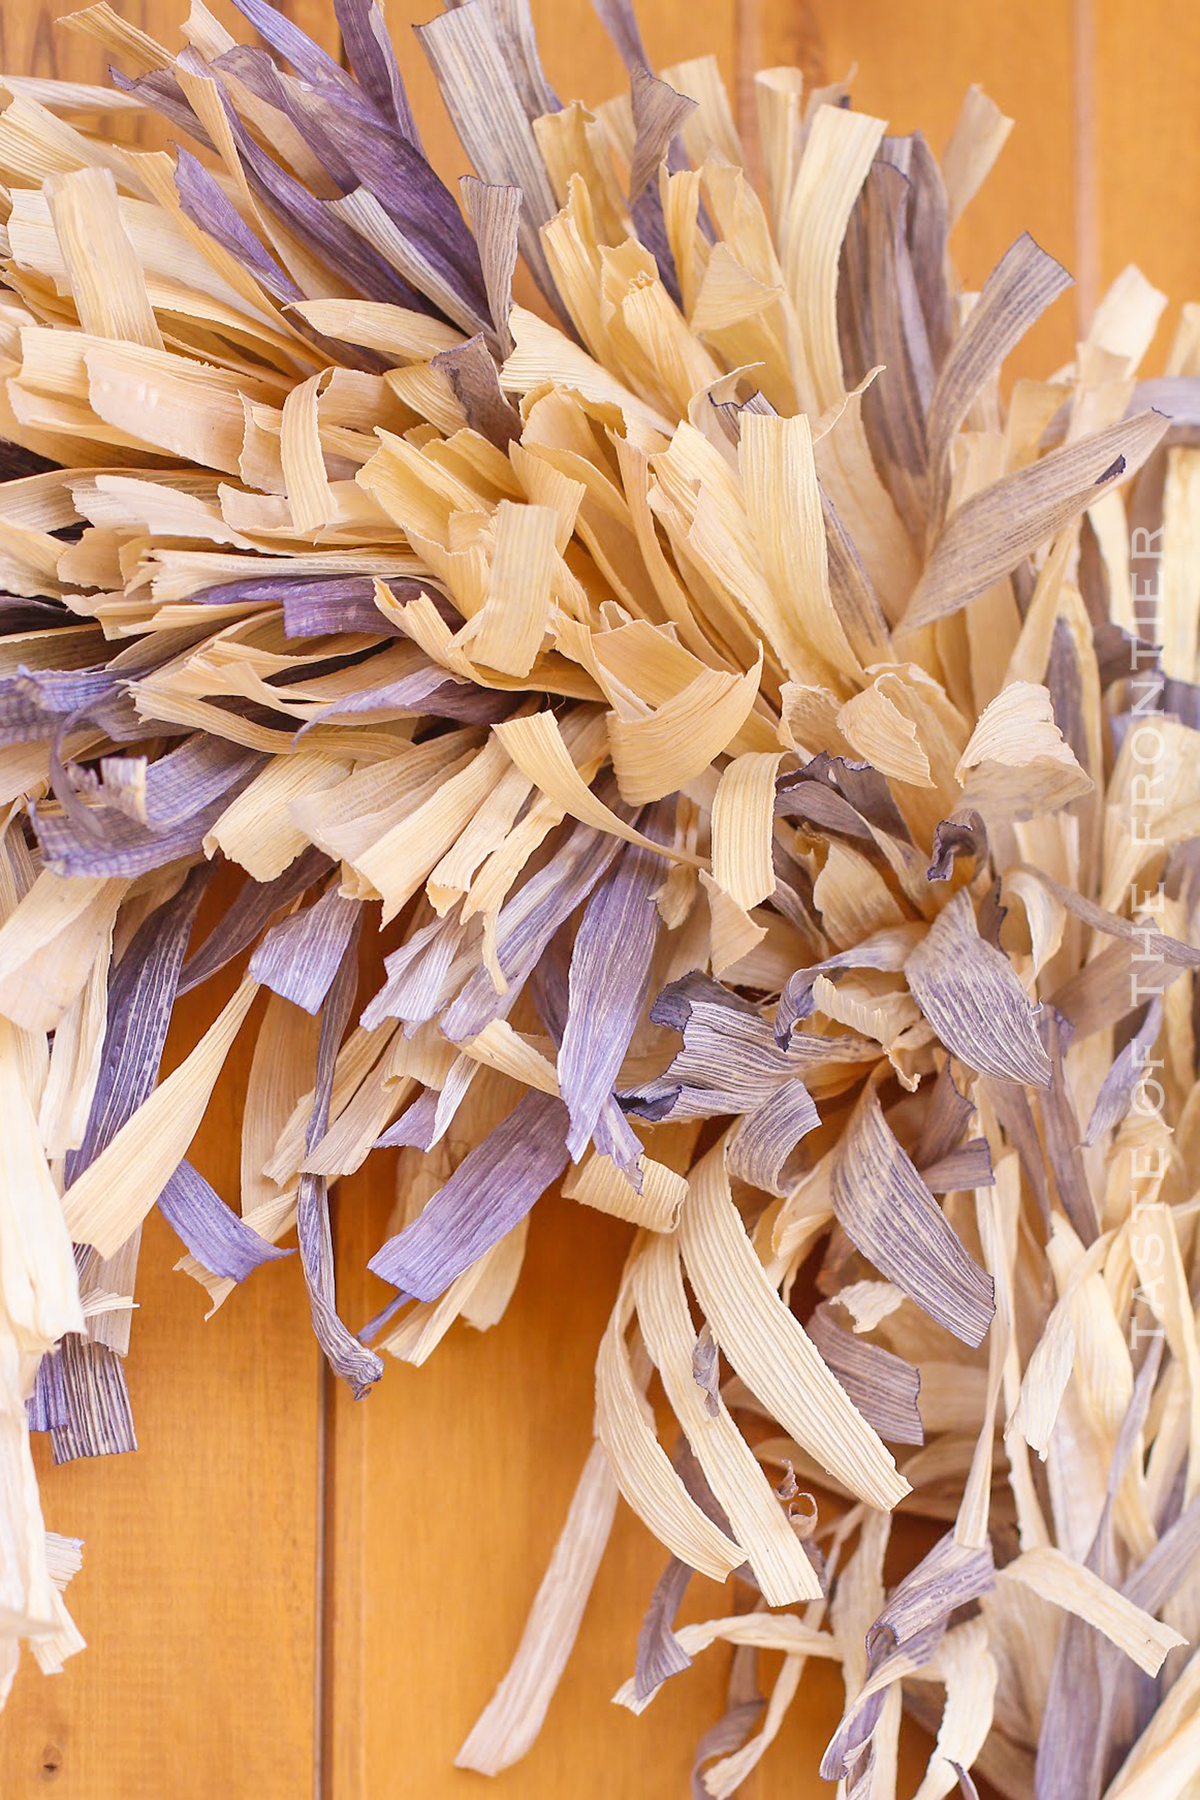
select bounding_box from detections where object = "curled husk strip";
[0,1,1198,1791]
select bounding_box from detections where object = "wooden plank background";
[1,0,1198,1794]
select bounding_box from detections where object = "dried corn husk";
[0,3,1198,1794]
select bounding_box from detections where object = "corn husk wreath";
[1,0,1199,1790]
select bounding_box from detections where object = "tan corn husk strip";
[0,6,1196,1796]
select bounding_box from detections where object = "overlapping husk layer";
[0,3,1198,1793]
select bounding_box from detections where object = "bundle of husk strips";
[0,0,1198,1791]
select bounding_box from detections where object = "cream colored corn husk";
[0,3,1197,1794]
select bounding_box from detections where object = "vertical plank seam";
[313,1352,330,1800]
[1071,0,1100,333]
[319,1177,371,1800]
[734,0,755,145]
[735,0,827,182]
[732,0,762,189]
[319,21,349,1783]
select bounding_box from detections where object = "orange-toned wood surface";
[0,909,326,1795]
[1,2,1197,1795]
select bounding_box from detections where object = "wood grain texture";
[327,1179,735,1798]
[1,0,1196,1795]
[0,0,342,144]
[327,1174,944,1797]
[795,0,1080,377]
[1091,0,1200,366]
[0,0,145,88]
[0,992,322,1799]
[0,832,321,1788]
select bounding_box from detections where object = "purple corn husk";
[158,1160,294,1282]
[250,886,364,1014]
[369,1090,571,1302]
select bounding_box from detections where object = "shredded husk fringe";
[0,1,1198,1791]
